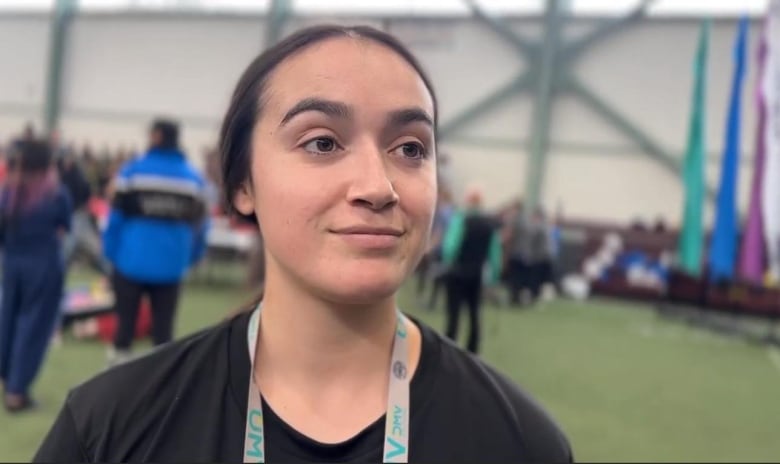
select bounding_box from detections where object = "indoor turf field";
[2,270,780,462]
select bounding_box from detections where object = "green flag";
[678,20,710,276]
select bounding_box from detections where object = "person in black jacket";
[441,186,503,354]
[52,130,110,276]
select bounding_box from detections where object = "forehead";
[262,37,434,120]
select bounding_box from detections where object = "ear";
[232,182,255,216]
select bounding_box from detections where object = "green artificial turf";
[2,271,780,462]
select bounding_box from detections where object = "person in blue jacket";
[103,119,209,365]
[0,139,72,412]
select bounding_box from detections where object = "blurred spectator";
[116,146,129,164]
[505,200,530,305]
[21,123,34,141]
[96,151,113,198]
[103,119,209,365]
[629,217,648,232]
[8,123,36,154]
[0,153,8,186]
[416,187,455,309]
[81,144,99,193]
[54,133,111,276]
[525,207,556,303]
[442,186,503,354]
[437,151,455,198]
[653,216,669,234]
[0,139,72,413]
[203,146,222,213]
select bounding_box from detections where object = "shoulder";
[63,317,235,451]
[182,162,206,187]
[117,157,143,178]
[154,152,205,187]
[417,323,573,462]
[69,317,230,400]
[446,210,466,230]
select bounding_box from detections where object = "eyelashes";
[302,136,339,156]
[391,142,428,160]
[300,136,430,161]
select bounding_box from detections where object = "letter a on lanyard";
[243,305,411,463]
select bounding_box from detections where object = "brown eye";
[393,142,427,160]
[303,137,339,155]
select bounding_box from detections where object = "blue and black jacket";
[103,148,209,284]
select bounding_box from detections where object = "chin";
[318,265,405,305]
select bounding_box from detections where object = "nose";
[346,147,399,211]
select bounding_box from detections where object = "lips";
[332,226,404,236]
[331,226,404,249]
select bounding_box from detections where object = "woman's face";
[234,37,437,304]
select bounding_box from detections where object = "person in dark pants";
[0,139,72,412]
[505,201,531,306]
[103,119,209,366]
[425,188,455,309]
[54,130,111,276]
[525,208,555,303]
[111,273,180,348]
[442,187,502,354]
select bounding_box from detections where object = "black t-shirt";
[34,311,572,463]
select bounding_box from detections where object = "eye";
[392,142,427,160]
[303,137,340,156]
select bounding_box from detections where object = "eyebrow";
[386,107,434,129]
[280,98,353,126]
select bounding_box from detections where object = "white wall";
[0,13,762,226]
[0,15,49,140]
[54,13,267,166]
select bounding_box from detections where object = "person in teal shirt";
[441,187,502,353]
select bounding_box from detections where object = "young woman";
[35,25,572,463]
[0,139,72,413]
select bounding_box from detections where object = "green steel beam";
[563,75,678,173]
[265,0,290,48]
[438,72,534,140]
[462,0,539,61]
[438,0,539,146]
[43,0,76,135]
[560,0,655,62]
[524,0,564,212]
[563,75,716,199]
[449,0,697,204]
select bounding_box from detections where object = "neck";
[255,258,399,386]
[250,257,423,443]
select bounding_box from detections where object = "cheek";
[398,171,437,235]
[252,158,329,243]
[408,167,437,214]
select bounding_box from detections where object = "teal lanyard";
[243,305,411,463]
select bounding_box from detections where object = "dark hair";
[219,24,438,222]
[151,118,180,150]
[19,139,53,175]
[2,139,57,221]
